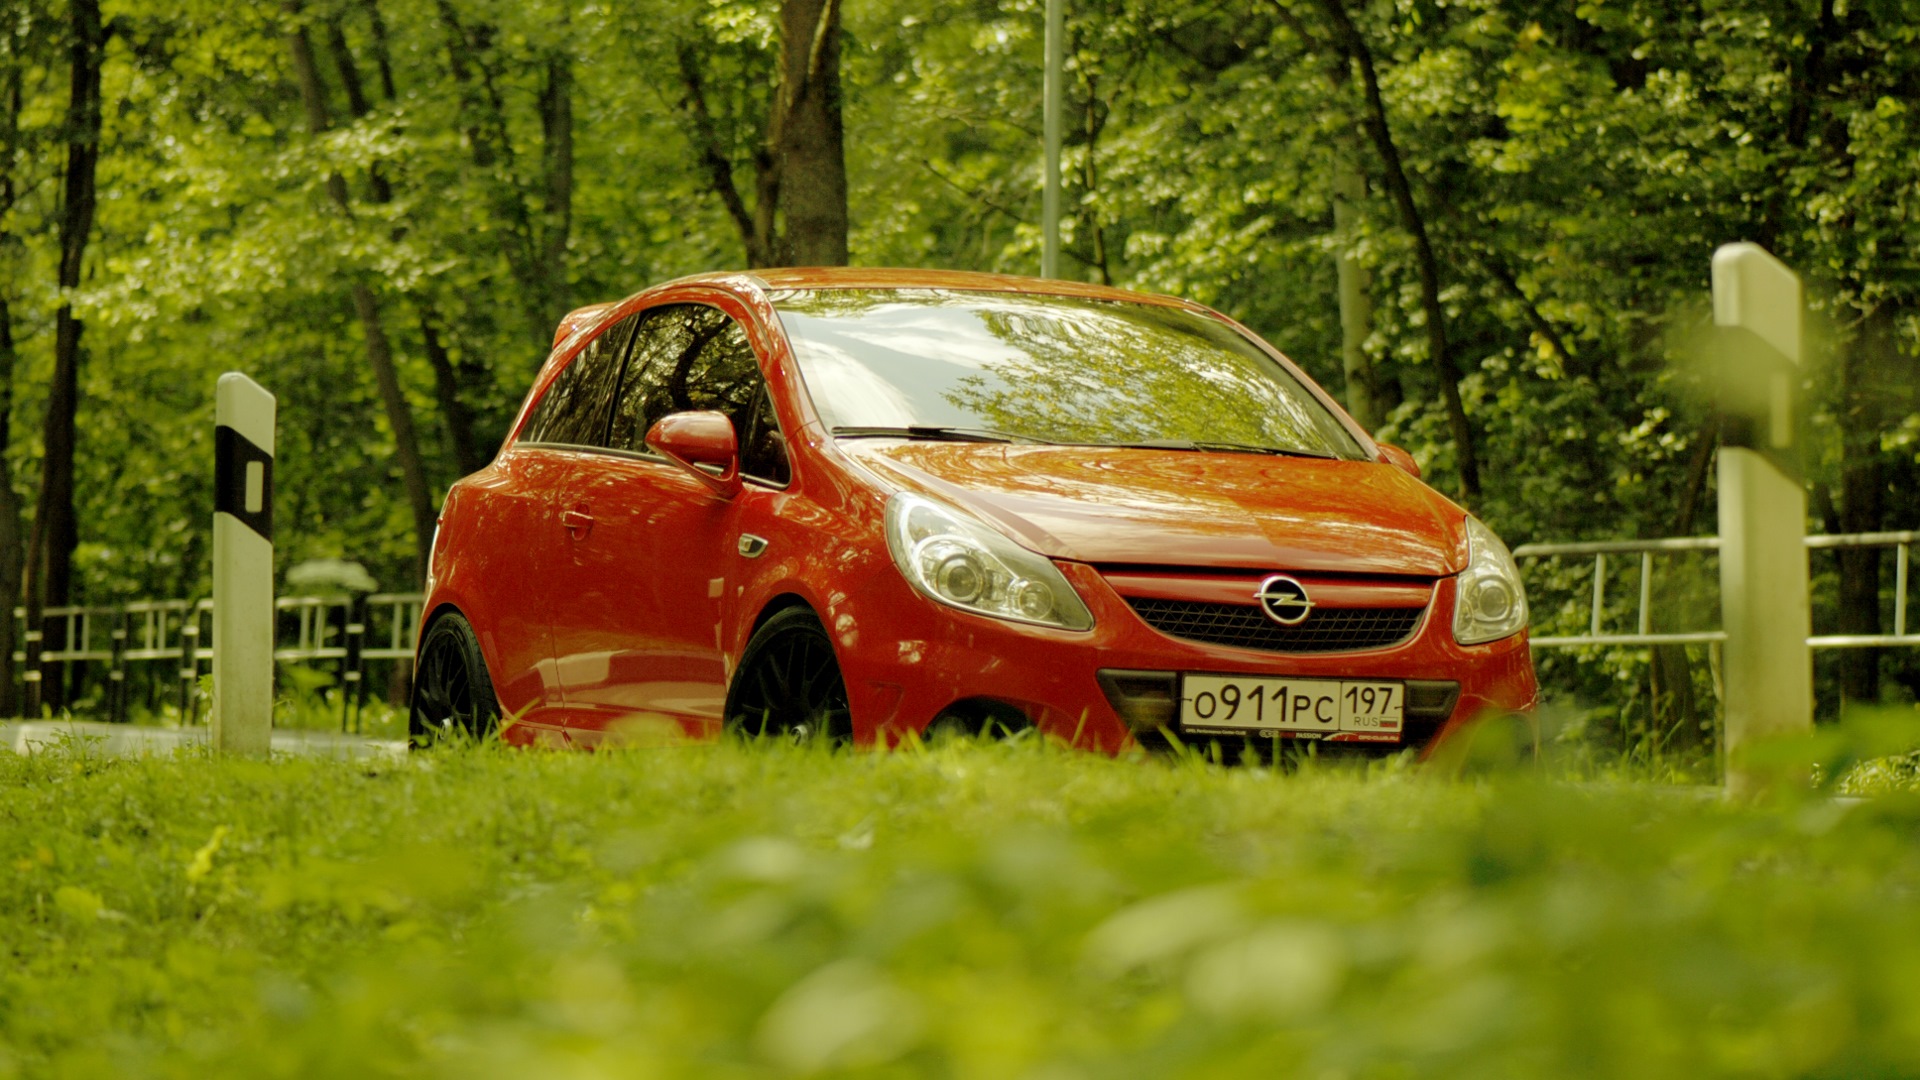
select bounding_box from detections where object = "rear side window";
[610,305,790,484]
[521,314,641,447]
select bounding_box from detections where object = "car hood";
[837,441,1469,576]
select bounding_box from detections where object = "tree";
[672,0,849,267]
[1312,0,1478,498]
[23,0,103,711]
[0,0,1909,733]
[284,1,436,583]
[0,7,51,716]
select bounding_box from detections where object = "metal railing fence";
[6,530,1912,727]
[1512,530,1917,651]
[13,593,423,728]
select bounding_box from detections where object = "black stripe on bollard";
[214,424,274,541]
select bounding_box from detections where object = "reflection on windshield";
[773,289,1363,458]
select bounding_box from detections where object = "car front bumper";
[835,560,1539,756]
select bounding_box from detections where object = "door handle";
[561,509,594,535]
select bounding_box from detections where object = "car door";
[500,310,641,737]
[546,302,793,741]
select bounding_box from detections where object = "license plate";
[1180,675,1403,742]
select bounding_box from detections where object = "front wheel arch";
[408,608,502,746]
[724,604,852,743]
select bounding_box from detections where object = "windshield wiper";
[833,425,1034,444]
[1103,438,1338,459]
[831,427,1335,458]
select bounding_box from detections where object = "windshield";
[772,289,1365,458]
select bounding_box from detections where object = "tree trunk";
[26,0,104,712]
[1755,0,1838,253]
[421,317,486,475]
[431,1,551,350]
[1318,0,1479,498]
[1080,74,1113,286]
[326,18,486,480]
[676,0,848,268]
[0,41,27,716]
[1645,415,1722,755]
[774,0,848,266]
[1267,4,1398,427]
[358,0,399,101]
[538,52,573,327]
[287,10,436,583]
[1330,150,1378,429]
[350,284,437,580]
[1835,306,1894,708]
[325,19,394,210]
[676,45,776,267]
[0,299,22,716]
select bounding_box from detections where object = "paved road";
[1,719,406,759]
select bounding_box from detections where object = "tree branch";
[677,46,765,265]
[1474,246,1584,379]
[918,160,1029,224]
[1317,0,1480,498]
[800,0,841,102]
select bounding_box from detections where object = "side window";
[609,305,790,485]
[739,383,791,486]
[521,314,641,447]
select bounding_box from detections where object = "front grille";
[1126,598,1425,654]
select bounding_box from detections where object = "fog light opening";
[926,698,1033,741]
[1096,669,1177,733]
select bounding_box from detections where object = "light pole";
[1042,0,1063,279]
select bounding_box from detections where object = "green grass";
[4,728,1920,1078]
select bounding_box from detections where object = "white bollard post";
[212,373,276,756]
[1712,242,1812,795]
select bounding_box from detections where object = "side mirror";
[646,411,742,499]
[1376,442,1421,479]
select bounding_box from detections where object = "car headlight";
[885,493,1094,631]
[1453,516,1529,645]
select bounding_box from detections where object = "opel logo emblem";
[1255,575,1314,626]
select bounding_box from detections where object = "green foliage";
[5,739,1920,1076]
[1,0,1917,714]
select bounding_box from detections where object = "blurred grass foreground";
[6,730,1920,1078]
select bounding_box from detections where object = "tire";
[409,612,501,746]
[724,607,852,744]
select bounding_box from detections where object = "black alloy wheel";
[725,607,853,744]
[409,612,501,747]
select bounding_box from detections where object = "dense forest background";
[0,0,1914,732]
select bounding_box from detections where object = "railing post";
[1590,554,1606,638]
[109,608,128,723]
[1637,552,1654,637]
[72,610,86,709]
[22,623,41,717]
[342,596,366,734]
[179,614,199,723]
[1897,543,1910,639]
[1712,242,1811,795]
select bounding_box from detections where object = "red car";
[410,269,1537,755]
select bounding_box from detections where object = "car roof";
[669,267,1197,309]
